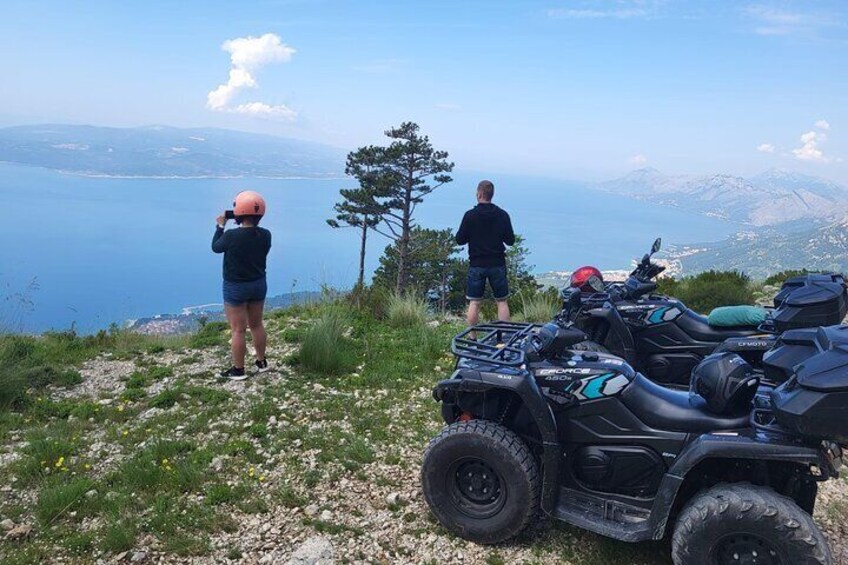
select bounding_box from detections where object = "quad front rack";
[451,321,538,367]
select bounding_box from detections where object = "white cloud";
[231,102,297,119]
[222,33,294,71]
[629,154,648,166]
[207,68,257,110]
[757,143,775,153]
[793,130,829,163]
[815,119,831,131]
[548,1,664,20]
[207,33,296,120]
[744,5,835,36]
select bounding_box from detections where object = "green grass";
[100,521,137,553]
[385,292,430,328]
[189,321,229,348]
[0,328,187,410]
[299,305,358,375]
[35,477,95,525]
[517,290,560,323]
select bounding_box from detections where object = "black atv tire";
[421,420,540,544]
[571,340,610,354]
[671,483,832,565]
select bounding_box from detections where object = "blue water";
[0,163,736,332]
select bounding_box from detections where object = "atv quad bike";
[561,238,848,388]
[421,321,845,564]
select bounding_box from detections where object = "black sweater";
[212,226,272,282]
[455,203,515,267]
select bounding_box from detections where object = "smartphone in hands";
[224,210,235,220]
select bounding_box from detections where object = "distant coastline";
[0,160,344,180]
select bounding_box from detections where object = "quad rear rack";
[451,321,538,367]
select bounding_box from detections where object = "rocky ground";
[1,310,847,564]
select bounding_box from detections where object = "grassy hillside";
[0,301,845,564]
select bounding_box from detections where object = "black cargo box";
[769,325,848,443]
[771,273,847,333]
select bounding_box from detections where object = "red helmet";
[233,190,266,217]
[569,266,604,293]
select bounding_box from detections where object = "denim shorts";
[223,276,267,306]
[467,265,509,301]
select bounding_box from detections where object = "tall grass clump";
[299,305,356,375]
[386,292,429,328]
[517,291,560,323]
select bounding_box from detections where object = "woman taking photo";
[212,190,272,380]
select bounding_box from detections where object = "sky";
[2,0,847,182]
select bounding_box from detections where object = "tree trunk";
[395,174,413,293]
[358,220,368,289]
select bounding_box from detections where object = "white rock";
[130,551,147,562]
[319,509,333,522]
[287,535,334,565]
[304,504,319,517]
[0,518,14,530]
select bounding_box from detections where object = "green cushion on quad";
[707,305,768,327]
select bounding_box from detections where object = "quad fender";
[433,369,561,514]
[667,432,837,478]
[642,432,838,540]
[584,304,636,361]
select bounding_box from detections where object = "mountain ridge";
[0,124,345,178]
[600,167,848,227]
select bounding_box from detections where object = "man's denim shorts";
[223,276,267,306]
[467,265,509,301]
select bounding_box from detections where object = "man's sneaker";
[220,366,248,381]
[255,359,269,373]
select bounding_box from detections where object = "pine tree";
[377,122,454,292]
[327,146,389,288]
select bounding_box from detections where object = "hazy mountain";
[662,216,848,278]
[0,124,344,178]
[600,168,848,226]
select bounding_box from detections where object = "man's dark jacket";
[455,203,515,267]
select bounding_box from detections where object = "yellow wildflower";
[55,456,65,468]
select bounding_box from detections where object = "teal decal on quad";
[565,372,631,401]
[581,372,615,399]
[647,306,681,324]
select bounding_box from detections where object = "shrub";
[386,292,429,328]
[300,307,356,375]
[763,269,821,287]
[660,270,755,313]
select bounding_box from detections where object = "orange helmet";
[233,190,266,217]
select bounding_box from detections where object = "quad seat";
[676,310,761,342]
[620,374,749,433]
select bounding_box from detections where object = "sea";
[0,162,738,333]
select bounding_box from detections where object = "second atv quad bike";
[421,321,845,565]
[560,238,848,388]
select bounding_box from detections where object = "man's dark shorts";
[467,265,509,301]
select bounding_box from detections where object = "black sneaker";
[220,366,247,381]
[255,359,269,372]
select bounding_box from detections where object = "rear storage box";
[771,273,847,332]
[769,325,848,443]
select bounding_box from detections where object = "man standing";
[456,180,516,327]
